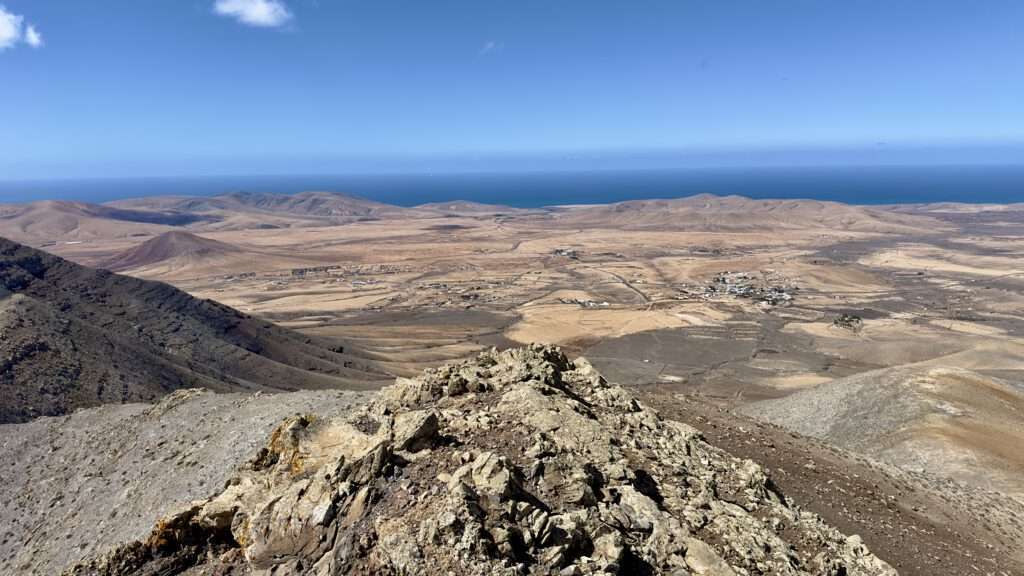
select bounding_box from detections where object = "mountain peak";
[70,345,895,576]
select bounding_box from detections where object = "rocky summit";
[67,345,894,576]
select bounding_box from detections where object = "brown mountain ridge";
[550,194,950,233]
[0,237,390,423]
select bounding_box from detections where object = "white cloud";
[25,24,41,48]
[214,0,292,28]
[0,5,24,50]
[0,5,41,51]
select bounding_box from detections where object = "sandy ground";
[42,208,1024,395]
[860,243,1024,277]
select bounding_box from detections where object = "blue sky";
[1,0,1023,179]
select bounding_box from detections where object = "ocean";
[1,165,1023,207]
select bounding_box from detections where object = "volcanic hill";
[551,194,948,234]
[0,200,213,245]
[108,191,409,230]
[0,236,388,423]
[100,230,244,272]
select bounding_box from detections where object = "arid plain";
[3,192,1024,572]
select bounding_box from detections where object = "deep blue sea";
[1,165,1023,207]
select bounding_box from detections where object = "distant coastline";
[2,164,1023,207]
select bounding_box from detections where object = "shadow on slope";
[0,237,390,423]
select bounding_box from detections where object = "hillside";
[742,364,1024,497]
[552,194,948,234]
[642,388,1024,574]
[883,201,1024,233]
[0,192,412,246]
[109,190,410,230]
[0,200,213,245]
[0,388,374,576]
[100,230,243,272]
[219,190,403,218]
[0,237,389,423]
[97,230,321,281]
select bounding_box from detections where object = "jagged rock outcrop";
[0,388,377,576]
[69,345,896,576]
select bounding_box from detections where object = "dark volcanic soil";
[0,237,389,423]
